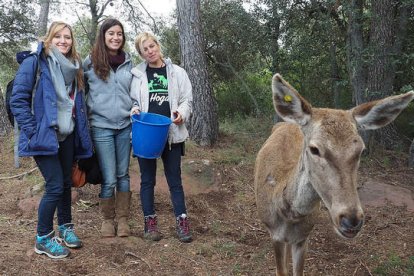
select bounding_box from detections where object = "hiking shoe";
[34,231,70,259]
[58,223,83,248]
[176,214,192,243]
[144,215,161,241]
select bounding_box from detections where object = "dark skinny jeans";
[138,142,187,218]
[34,133,74,236]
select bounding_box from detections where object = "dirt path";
[1,136,413,275]
[129,159,220,196]
[359,180,414,212]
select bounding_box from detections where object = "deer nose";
[339,213,364,238]
[340,215,363,229]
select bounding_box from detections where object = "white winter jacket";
[130,58,193,144]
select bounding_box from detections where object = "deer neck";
[286,145,321,216]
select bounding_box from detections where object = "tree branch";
[0,167,38,180]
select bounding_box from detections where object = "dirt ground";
[0,131,413,276]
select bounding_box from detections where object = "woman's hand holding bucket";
[173,111,183,125]
[130,106,140,116]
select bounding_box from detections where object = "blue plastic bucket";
[131,112,172,159]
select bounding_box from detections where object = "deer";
[254,74,414,276]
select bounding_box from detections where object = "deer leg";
[272,240,288,276]
[291,239,308,276]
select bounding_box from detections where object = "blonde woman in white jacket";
[130,32,193,243]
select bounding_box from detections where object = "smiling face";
[51,27,73,56]
[105,25,123,55]
[139,38,163,67]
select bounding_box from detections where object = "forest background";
[0,0,413,161]
[0,1,413,275]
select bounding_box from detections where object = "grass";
[214,115,272,166]
[213,240,238,258]
[372,253,414,275]
[196,244,214,257]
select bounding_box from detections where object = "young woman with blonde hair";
[11,21,93,258]
[130,32,193,243]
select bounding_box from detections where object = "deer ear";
[352,91,414,130]
[272,74,312,126]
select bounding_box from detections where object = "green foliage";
[372,253,414,276]
[395,101,414,139]
[72,17,94,58]
[213,240,237,257]
[219,115,272,165]
[216,68,274,118]
[159,26,180,64]
[280,2,352,108]
[0,0,35,90]
[200,0,264,81]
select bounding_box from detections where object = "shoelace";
[63,227,79,242]
[46,236,65,253]
[178,218,189,234]
[147,218,158,232]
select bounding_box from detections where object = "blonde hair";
[134,32,164,59]
[42,21,84,89]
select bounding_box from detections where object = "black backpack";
[5,80,15,126]
[5,50,39,127]
[77,152,103,185]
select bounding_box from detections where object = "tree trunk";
[88,0,99,46]
[366,0,400,149]
[409,138,414,168]
[269,0,283,123]
[330,42,341,108]
[366,0,396,101]
[36,0,50,38]
[269,0,281,74]
[346,0,408,150]
[176,0,218,146]
[346,0,366,106]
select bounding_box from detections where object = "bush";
[215,69,274,118]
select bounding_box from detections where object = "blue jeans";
[34,133,74,236]
[91,126,131,198]
[138,142,187,217]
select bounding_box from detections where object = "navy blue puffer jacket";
[10,43,93,159]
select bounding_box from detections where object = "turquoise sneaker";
[58,223,83,248]
[34,231,70,259]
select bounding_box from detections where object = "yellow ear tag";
[284,95,292,102]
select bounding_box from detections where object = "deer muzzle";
[337,212,364,239]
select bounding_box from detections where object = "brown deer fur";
[255,74,414,276]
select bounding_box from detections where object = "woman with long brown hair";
[83,18,133,238]
[10,21,93,258]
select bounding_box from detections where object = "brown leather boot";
[116,191,131,237]
[100,197,116,237]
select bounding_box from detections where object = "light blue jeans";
[91,125,131,198]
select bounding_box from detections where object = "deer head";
[271,74,414,238]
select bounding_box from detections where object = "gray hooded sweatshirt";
[83,54,133,130]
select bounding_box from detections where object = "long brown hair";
[42,21,84,90]
[91,18,126,81]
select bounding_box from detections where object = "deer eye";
[309,146,320,156]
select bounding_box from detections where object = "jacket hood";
[16,51,32,64]
[16,42,43,64]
